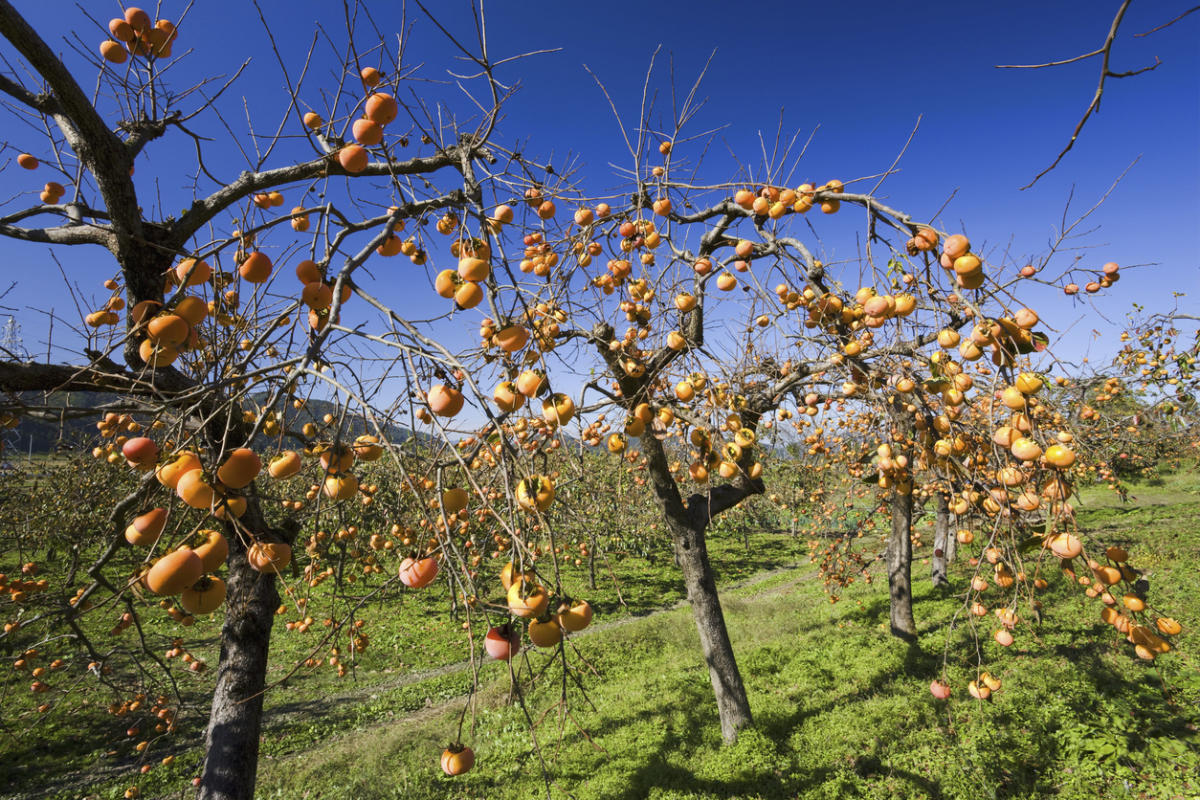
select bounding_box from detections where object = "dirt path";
[252,563,816,758]
[259,561,816,734]
[33,561,816,799]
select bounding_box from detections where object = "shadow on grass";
[576,580,1195,800]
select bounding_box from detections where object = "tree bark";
[196,510,288,800]
[931,490,952,588]
[635,428,754,743]
[887,488,917,639]
[670,520,754,743]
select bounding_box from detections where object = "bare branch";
[1135,4,1200,36]
[1000,0,1165,189]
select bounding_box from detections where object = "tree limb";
[0,358,173,395]
[999,0,1164,189]
[169,147,470,248]
[0,73,60,114]
[0,0,141,255]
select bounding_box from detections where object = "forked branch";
[997,0,1166,189]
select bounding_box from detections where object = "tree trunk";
[196,510,283,800]
[671,521,754,743]
[931,490,951,588]
[588,532,597,591]
[633,424,753,744]
[887,488,917,640]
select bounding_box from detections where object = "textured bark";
[931,491,952,588]
[196,511,288,800]
[885,403,917,640]
[887,488,917,640]
[640,432,753,743]
[672,521,753,743]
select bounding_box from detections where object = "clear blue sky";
[1,0,1197,372]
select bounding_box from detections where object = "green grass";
[249,479,1200,800]
[0,481,806,800]
[3,467,1198,800]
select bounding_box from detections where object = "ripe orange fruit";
[427,385,464,417]
[322,473,359,500]
[515,369,546,397]
[528,618,562,647]
[337,145,368,173]
[454,281,483,309]
[180,576,225,615]
[268,451,302,479]
[399,556,439,588]
[557,600,592,632]
[493,381,524,412]
[157,452,201,489]
[144,549,203,596]
[173,296,207,326]
[301,282,333,310]
[247,542,292,574]
[441,745,474,776]
[1049,533,1082,559]
[494,325,528,352]
[943,234,970,260]
[458,257,490,282]
[108,17,134,41]
[125,508,167,546]
[146,314,189,347]
[360,67,382,87]
[216,448,261,489]
[174,258,211,287]
[364,93,397,125]
[507,579,549,617]
[124,7,151,32]
[176,469,215,510]
[100,40,128,63]
[1044,444,1076,468]
[238,252,272,283]
[352,118,383,146]
[515,475,554,512]
[190,530,228,572]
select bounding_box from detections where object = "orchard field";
[1,454,1198,800]
[0,2,1198,799]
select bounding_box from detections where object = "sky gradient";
[1,0,1196,372]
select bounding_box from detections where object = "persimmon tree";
[0,3,1188,799]
[0,3,574,798]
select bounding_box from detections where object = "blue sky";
[1,0,1196,374]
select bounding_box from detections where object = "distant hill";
[1,391,419,454]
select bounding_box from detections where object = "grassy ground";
[0,491,804,800]
[3,468,1197,799]
[248,472,1200,800]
